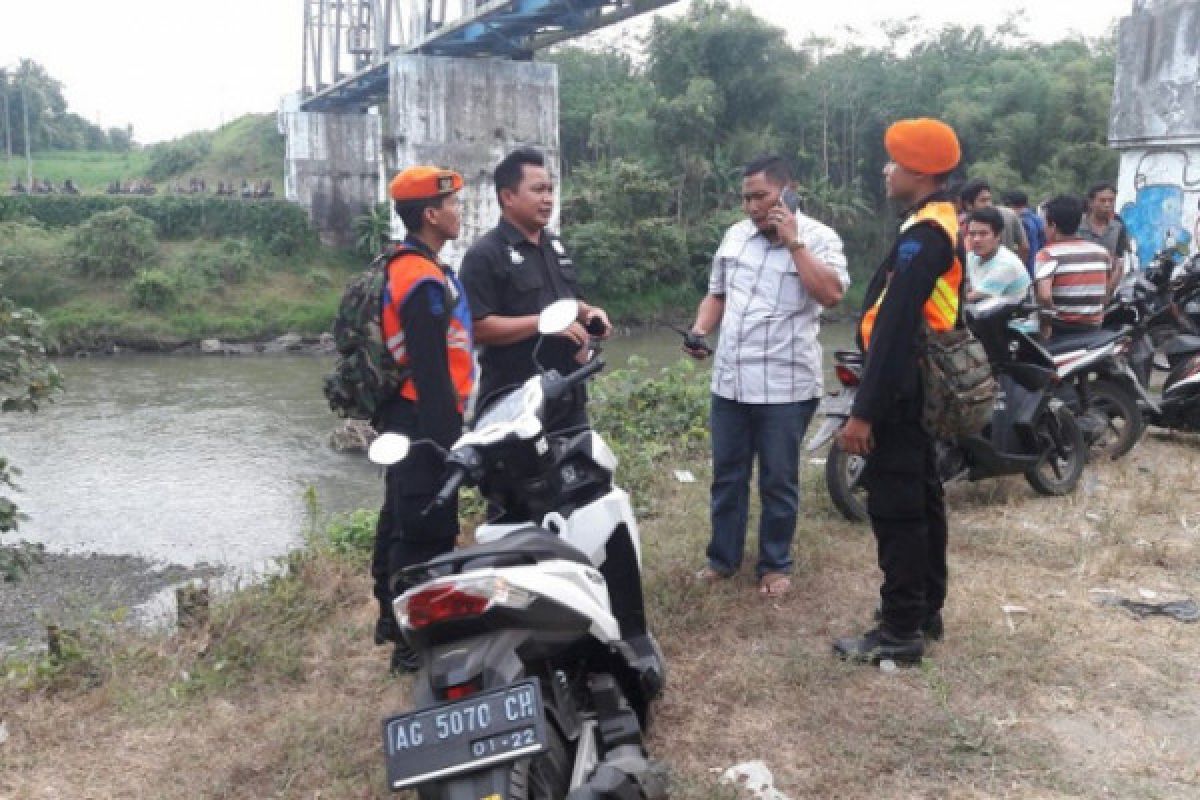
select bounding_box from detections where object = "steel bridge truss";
[301,0,678,112]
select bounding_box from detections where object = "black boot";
[833,627,924,665]
[390,640,419,674]
[374,615,400,646]
[873,606,944,641]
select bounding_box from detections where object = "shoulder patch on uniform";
[896,239,922,269]
[423,281,445,316]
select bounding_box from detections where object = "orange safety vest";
[380,249,475,413]
[859,201,963,349]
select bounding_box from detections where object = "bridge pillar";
[387,56,560,266]
[1110,0,1200,266]
[278,96,383,248]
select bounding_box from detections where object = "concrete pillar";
[279,94,383,248]
[1110,0,1200,266]
[387,56,560,267]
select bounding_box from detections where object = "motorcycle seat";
[1042,328,1123,355]
[1163,334,1200,360]
[416,528,592,577]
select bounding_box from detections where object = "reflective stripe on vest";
[380,250,475,413]
[859,201,963,349]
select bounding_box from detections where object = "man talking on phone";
[684,154,850,596]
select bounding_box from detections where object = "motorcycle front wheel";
[825,440,869,523]
[1084,379,1145,460]
[1024,407,1086,496]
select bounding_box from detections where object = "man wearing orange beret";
[371,165,475,673]
[834,118,963,665]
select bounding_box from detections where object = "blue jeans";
[706,394,818,578]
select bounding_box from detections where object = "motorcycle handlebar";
[425,464,467,514]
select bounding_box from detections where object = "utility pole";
[2,73,12,186]
[19,71,31,186]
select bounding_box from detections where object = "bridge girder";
[300,0,679,112]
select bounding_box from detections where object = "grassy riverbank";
[2,359,1198,798]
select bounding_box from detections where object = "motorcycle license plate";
[382,680,548,790]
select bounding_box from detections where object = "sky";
[0,0,1132,145]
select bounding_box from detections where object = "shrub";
[590,358,709,500]
[0,222,72,307]
[74,207,158,279]
[144,133,213,181]
[0,195,317,252]
[191,239,256,285]
[128,269,178,310]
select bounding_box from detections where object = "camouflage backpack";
[918,323,996,439]
[323,244,414,420]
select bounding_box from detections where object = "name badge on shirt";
[508,247,524,265]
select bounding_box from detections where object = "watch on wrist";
[787,239,806,253]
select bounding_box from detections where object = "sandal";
[695,565,731,584]
[759,572,792,596]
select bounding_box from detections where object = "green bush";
[73,207,158,279]
[128,269,178,310]
[145,133,213,181]
[590,358,709,500]
[0,222,72,307]
[0,195,317,251]
[191,239,256,286]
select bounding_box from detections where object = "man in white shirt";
[684,155,850,595]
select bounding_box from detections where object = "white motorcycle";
[368,300,667,799]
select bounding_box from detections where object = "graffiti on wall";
[1119,149,1200,266]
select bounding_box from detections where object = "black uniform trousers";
[862,408,948,635]
[370,398,460,626]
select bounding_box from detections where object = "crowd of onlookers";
[7,176,274,199]
[953,177,1131,339]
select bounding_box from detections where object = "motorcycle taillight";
[444,679,481,701]
[835,364,861,387]
[396,576,535,630]
[402,585,490,629]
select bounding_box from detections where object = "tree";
[1,293,61,553]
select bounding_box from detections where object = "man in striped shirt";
[1034,194,1112,337]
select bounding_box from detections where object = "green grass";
[4,112,283,194]
[6,150,150,192]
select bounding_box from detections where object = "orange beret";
[884,118,961,175]
[389,166,463,202]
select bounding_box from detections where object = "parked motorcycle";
[810,298,1086,523]
[368,299,667,799]
[1042,322,1151,461]
[1107,251,1200,433]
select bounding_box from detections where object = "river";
[0,324,854,573]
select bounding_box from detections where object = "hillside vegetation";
[14,114,284,193]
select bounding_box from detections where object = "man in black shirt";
[834,118,963,665]
[460,148,610,431]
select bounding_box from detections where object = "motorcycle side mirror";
[368,433,411,466]
[538,299,580,336]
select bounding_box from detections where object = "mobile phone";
[779,186,799,213]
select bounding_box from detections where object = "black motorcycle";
[810,298,1087,522]
[1107,251,1200,432]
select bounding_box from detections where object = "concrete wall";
[279,95,383,248]
[1111,0,1200,264]
[387,56,560,267]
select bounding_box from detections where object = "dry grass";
[3,436,1200,799]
